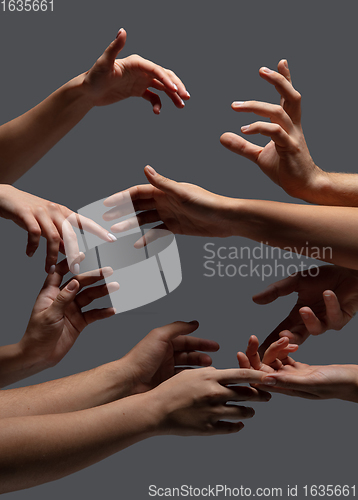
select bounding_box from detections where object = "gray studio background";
[0,1,357,498]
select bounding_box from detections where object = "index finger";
[103,185,155,207]
[259,67,301,123]
[216,368,267,385]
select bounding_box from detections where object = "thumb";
[101,28,127,66]
[144,165,181,196]
[49,280,79,320]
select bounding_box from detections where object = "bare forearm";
[0,392,160,493]
[0,74,93,184]
[0,359,134,418]
[301,170,358,207]
[224,198,358,269]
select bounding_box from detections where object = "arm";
[0,320,218,416]
[220,59,358,206]
[0,367,270,493]
[104,167,358,270]
[0,29,189,185]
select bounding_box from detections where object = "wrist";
[303,168,334,205]
[97,358,137,402]
[340,365,358,403]
[59,73,94,115]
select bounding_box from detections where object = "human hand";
[220,59,325,201]
[254,265,358,355]
[103,165,234,245]
[19,259,118,372]
[82,29,190,113]
[0,185,117,273]
[237,335,358,402]
[122,320,220,395]
[151,367,271,436]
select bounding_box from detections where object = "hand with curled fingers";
[253,265,358,356]
[83,28,190,113]
[17,260,118,375]
[220,59,323,201]
[121,320,220,395]
[0,185,117,273]
[237,334,358,402]
[151,366,271,436]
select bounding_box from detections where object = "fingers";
[220,132,263,163]
[223,385,271,402]
[240,121,291,148]
[133,224,170,249]
[144,165,181,195]
[103,185,155,207]
[299,307,326,336]
[99,28,127,68]
[231,100,293,134]
[61,266,114,291]
[151,68,190,102]
[172,335,220,353]
[142,89,162,114]
[132,57,180,95]
[34,210,62,273]
[174,351,213,367]
[83,307,116,325]
[252,274,299,305]
[322,290,345,330]
[237,351,251,369]
[211,421,244,435]
[151,320,200,343]
[258,65,301,123]
[261,336,298,366]
[111,210,160,234]
[277,59,292,84]
[24,215,42,258]
[47,279,80,321]
[215,368,267,386]
[103,199,156,221]
[245,335,261,370]
[75,281,119,309]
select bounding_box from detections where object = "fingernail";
[108,233,117,242]
[277,337,286,345]
[172,83,178,91]
[232,101,245,107]
[261,67,273,74]
[186,91,191,98]
[179,98,185,106]
[300,311,309,319]
[67,280,77,291]
[28,252,34,258]
[283,59,288,68]
[323,293,331,300]
[73,263,80,275]
[263,377,277,386]
[116,28,124,39]
[112,308,117,314]
[49,265,56,274]
[146,166,157,176]
[241,125,250,132]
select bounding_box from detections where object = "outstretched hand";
[83,29,190,113]
[122,320,220,394]
[254,265,358,355]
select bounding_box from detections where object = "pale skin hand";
[0,184,117,273]
[237,335,358,403]
[120,320,220,394]
[83,28,190,111]
[220,59,322,201]
[103,166,358,270]
[0,29,189,185]
[0,260,118,387]
[254,265,358,355]
[0,368,270,493]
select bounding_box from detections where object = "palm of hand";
[25,285,85,366]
